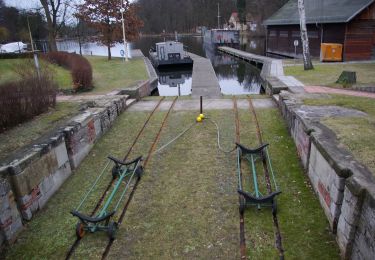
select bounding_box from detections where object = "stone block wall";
[7,134,72,220]
[278,92,375,259]
[0,95,132,247]
[0,176,23,245]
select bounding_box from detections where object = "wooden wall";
[344,2,375,61]
[266,24,322,58]
[266,2,375,60]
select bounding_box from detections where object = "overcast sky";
[4,0,41,9]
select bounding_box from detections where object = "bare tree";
[77,0,143,60]
[297,0,313,70]
[40,0,68,52]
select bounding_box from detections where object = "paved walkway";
[304,86,375,99]
[189,53,222,99]
[128,98,276,112]
[218,46,284,78]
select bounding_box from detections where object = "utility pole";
[217,3,221,29]
[120,0,128,61]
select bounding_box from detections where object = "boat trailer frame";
[236,143,281,215]
[71,155,143,240]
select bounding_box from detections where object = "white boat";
[149,41,193,68]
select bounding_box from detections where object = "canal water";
[57,35,266,96]
[132,35,265,96]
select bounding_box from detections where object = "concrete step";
[125,98,137,108]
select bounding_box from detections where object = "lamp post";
[120,1,128,62]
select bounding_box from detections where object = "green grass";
[0,58,72,88]
[0,56,148,94]
[4,100,340,259]
[86,56,148,94]
[303,94,375,175]
[0,102,80,162]
[284,63,375,88]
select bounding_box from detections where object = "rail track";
[233,97,247,259]
[233,96,285,259]
[65,96,177,259]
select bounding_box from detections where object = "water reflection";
[57,40,132,58]
[57,35,266,96]
[218,62,262,95]
[132,35,265,95]
[155,69,192,96]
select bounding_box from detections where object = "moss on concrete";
[303,94,375,174]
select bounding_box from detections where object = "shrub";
[43,52,93,91]
[0,62,57,132]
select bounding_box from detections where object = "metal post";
[200,96,203,114]
[217,3,221,29]
[120,1,128,62]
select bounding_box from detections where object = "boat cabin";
[149,41,193,68]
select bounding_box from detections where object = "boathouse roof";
[264,0,375,25]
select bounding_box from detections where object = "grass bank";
[0,58,71,88]
[0,56,149,94]
[284,63,375,88]
[0,102,80,162]
[85,56,148,94]
[303,94,375,175]
[4,98,340,259]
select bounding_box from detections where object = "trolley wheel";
[112,166,120,179]
[107,222,118,240]
[75,222,85,239]
[272,199,277,216]
[239,196,246,215]
[135,166,144,180]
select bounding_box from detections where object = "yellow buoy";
[196,116,202,122]
[199,113,205,119]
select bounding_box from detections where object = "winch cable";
[207,118,237,154]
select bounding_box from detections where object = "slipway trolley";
[71,155,143,240]
[236,143,281,215]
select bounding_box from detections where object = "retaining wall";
[0,95,132,247]
[278,92,375,259]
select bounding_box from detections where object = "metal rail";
[65,97,165,260]
[101,96,178,260]
[233,97,247,259]
[247,96,285,259]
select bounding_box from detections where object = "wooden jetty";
[188,52,222,99]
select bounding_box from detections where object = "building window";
[269,30,277,37]
[292,31,300,38]
[308,31,319,39]
[280,31,289,37]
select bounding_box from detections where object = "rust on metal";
[247,96,285,259]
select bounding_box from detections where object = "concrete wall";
[278,92,375,259]
[0,95,132,247]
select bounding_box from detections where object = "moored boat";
[149,41,193,68]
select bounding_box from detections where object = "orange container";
[320,43,343,62]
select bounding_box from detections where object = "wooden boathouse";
[264,0,375,61]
